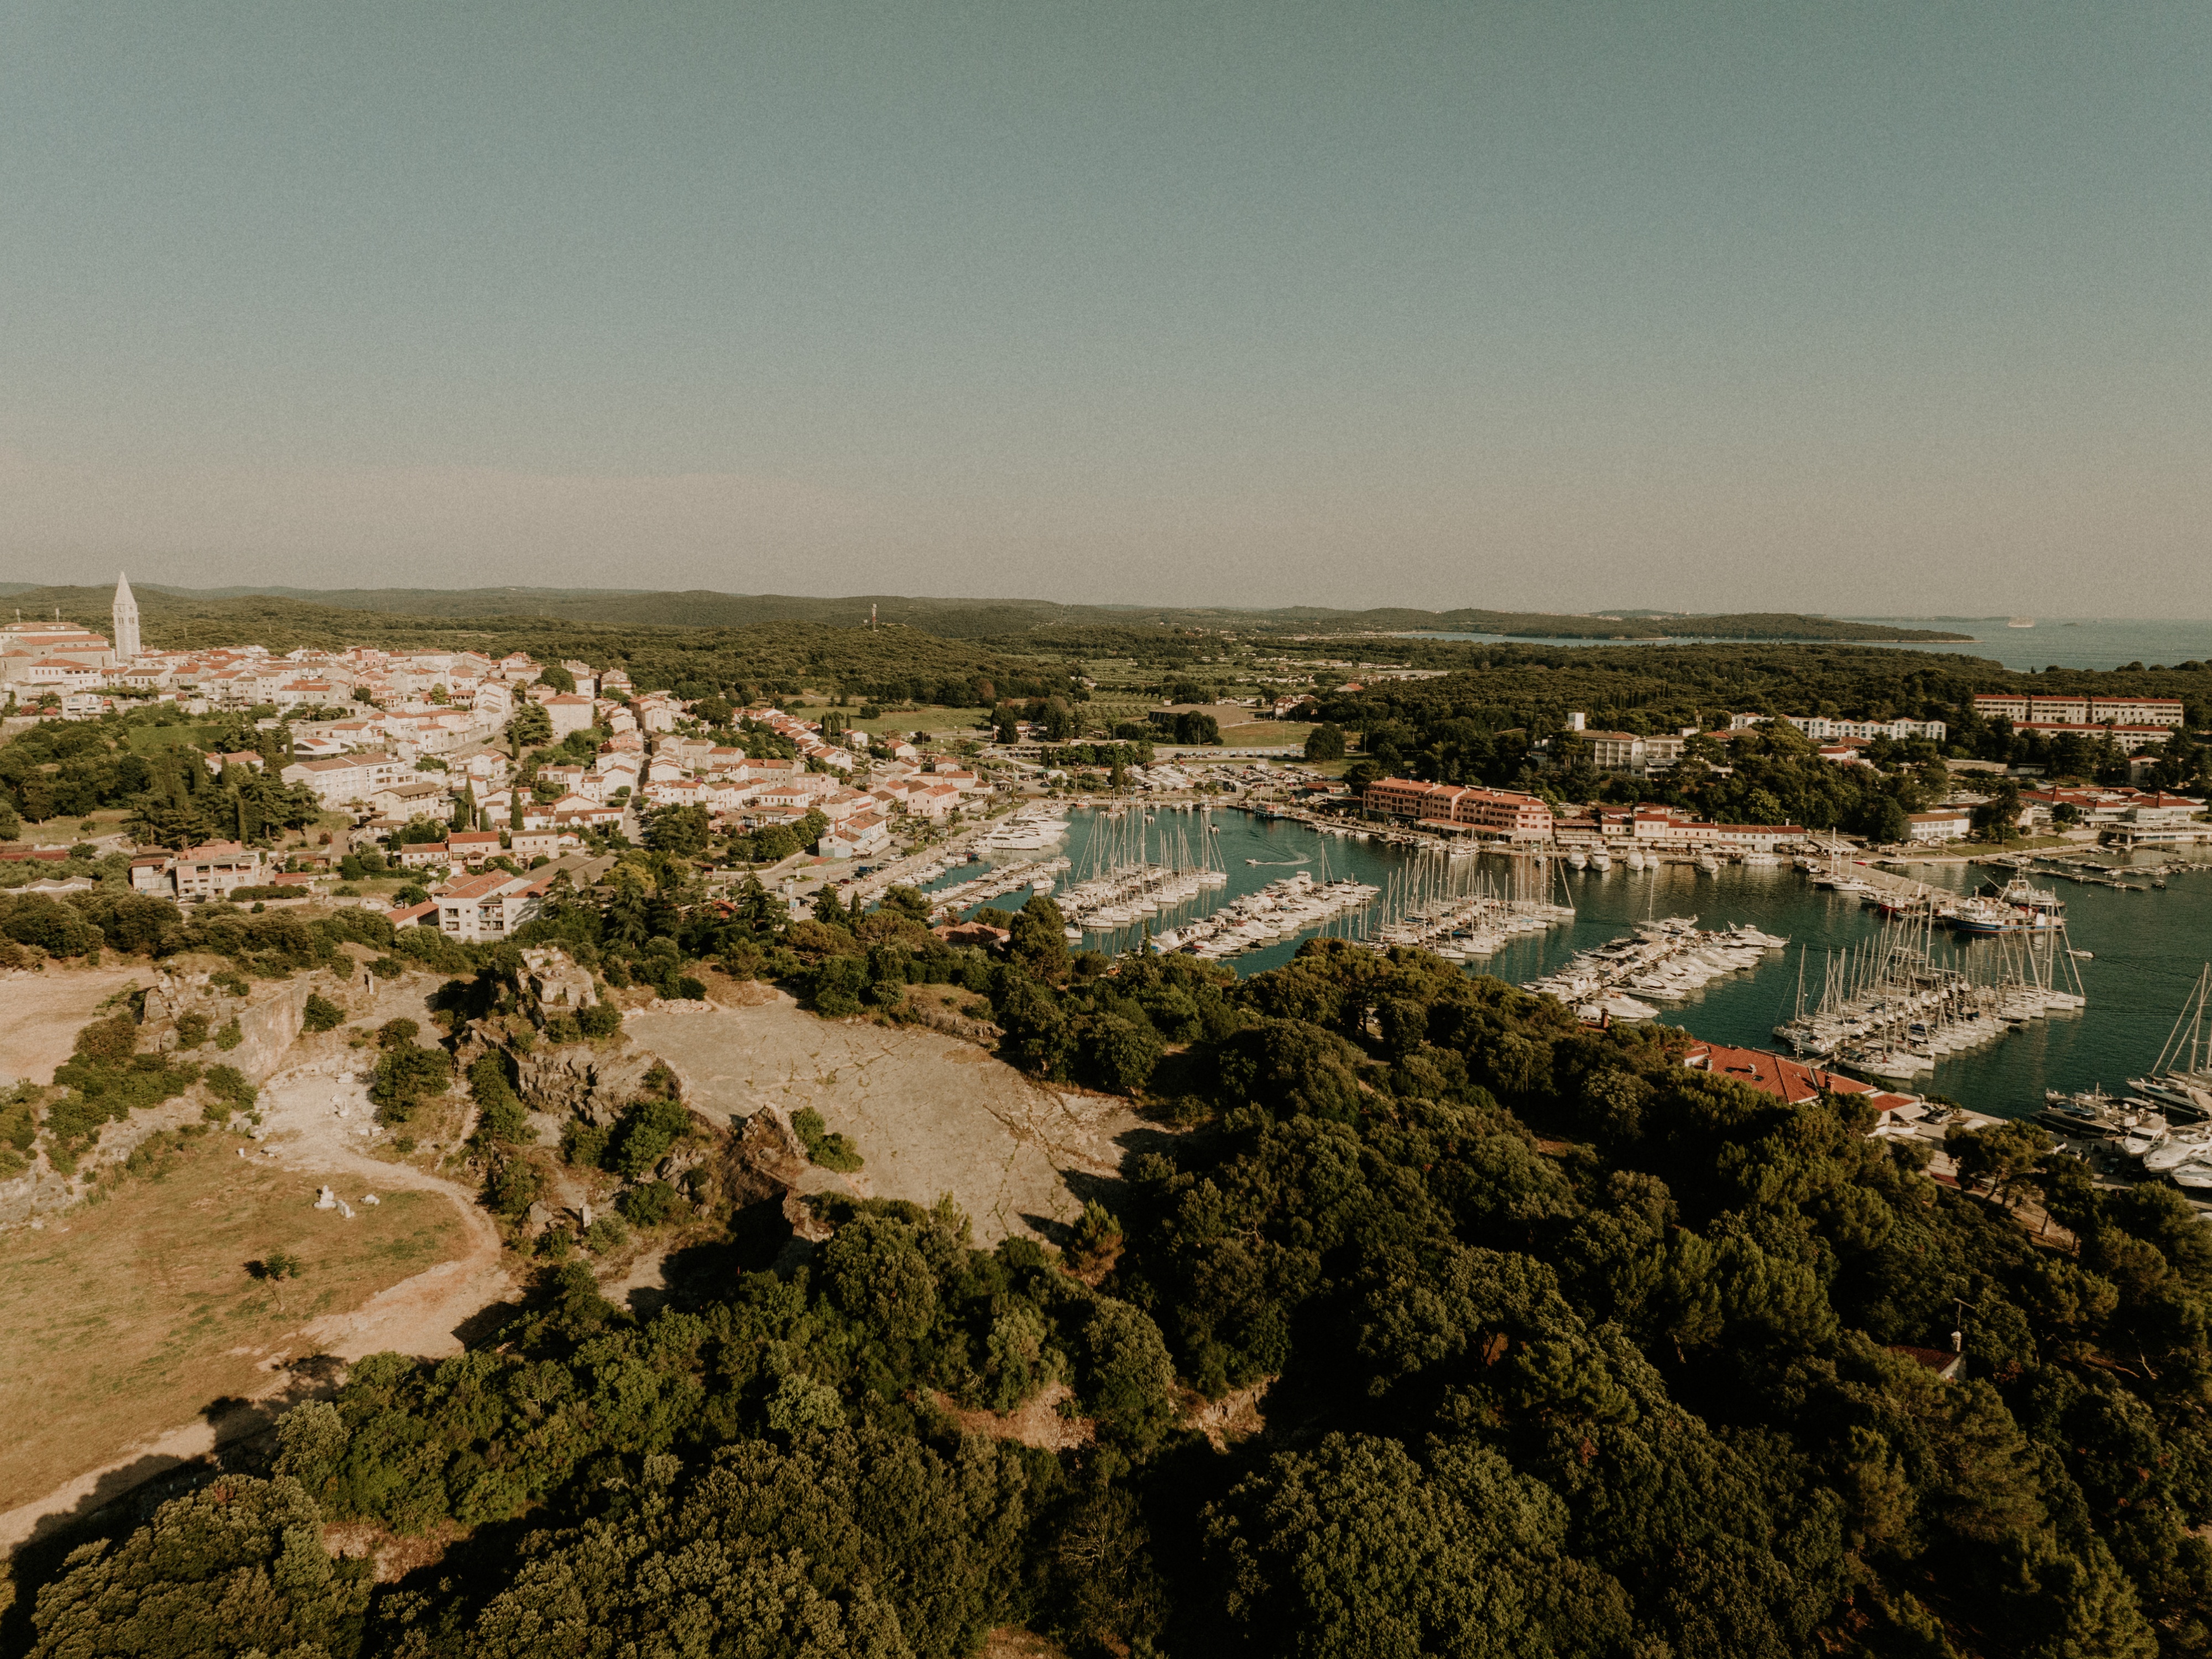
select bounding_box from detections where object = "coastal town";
[16,8,2212,1650]
[3,577,2205,956]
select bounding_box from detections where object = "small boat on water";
[1568,849,1589,870]
[1693,851,1720,874]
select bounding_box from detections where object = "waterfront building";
[1905,808,1973,843]
[1362,778,1554,841]
[1627,808,1806,852]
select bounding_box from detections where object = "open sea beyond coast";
[1402,616,2212,672]
[926,805,2212,1122]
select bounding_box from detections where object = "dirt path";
[0,1055,513,1556]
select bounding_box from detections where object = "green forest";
[13,890,2212,1658]
[5,581,1974,643]
[1312,645,2212,837]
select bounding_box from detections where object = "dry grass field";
[0,1135,464,1504]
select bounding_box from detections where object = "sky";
[2,2,2209,616]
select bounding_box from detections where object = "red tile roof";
[1682,1042,1918,1113]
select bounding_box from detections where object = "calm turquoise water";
[927,807,2212,1120]
[1403,618,2212,672]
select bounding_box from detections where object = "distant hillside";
[0,587,1082,702]
[12,582,1974,643]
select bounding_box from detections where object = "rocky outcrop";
[0,1157,81,1229]
[520,947,598,1015]
[141,970,323,1082]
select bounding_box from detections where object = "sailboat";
[2132,966,2212,1120]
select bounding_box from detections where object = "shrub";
[392,925,473,973]
[174,1010,211,1050]
[377,1017,420,1050]
[542,1013,583,1044]
[606,1095,691,1179]
[617,1180,679,1227]
[1066,1199,1125,1277]
[371,1044,453,1125]
[467,1052,534,1147]
[301,992,346,1033]
[813,984,862,1018]
[0,892,103,957]
[675,974,707,1001]
[213,1017,243,1051]
[577,1003,622,1039]
[584,1213,630,1253]
[0,1083,39,1178]
[202,1064,258,1124]
[555,1119,606,1170]
[487,1155,542,1220]
[253,1249,304,1281]
[1084,1014,1163,1095]
[792,1105,864,1172]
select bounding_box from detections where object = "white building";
[433,870,547,942]
[111,572,142,662]
[280,752,412,806]
[1905,810,1973,843]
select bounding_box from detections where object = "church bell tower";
[112,571,141,662]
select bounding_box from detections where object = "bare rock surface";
[0,963,148,1086]
[626,992,1141,1244]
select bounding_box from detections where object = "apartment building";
[1582,731,1687,773]
[433,870,547,942]
[280,751,411,806]
[1973,693,2185,728]
[172,840,269,899]
[2016,722,2174,755]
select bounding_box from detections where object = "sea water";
[925,806,2212,1121]
[1402,617,2212,673]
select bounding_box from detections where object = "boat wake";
[1245,857,1312,867]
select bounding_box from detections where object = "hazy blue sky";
[3,3,2209,614]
